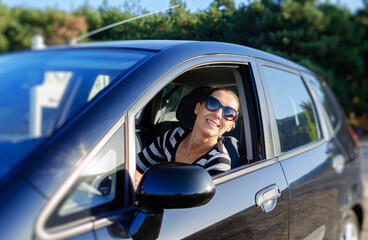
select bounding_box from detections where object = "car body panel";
[158,160,289,239]
[279,141,344,239]
[0,177,46,240]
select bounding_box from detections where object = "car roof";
[46,40,310,73]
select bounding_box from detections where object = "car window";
[0,49,150,141]
[87,74,111,101]
[305,74,340,130]
[153,83,183,124]
[135,66,248,178]
[262,66,320,153]
[0,49,153,180]
[44,125,129,230]
[162,84,183,122]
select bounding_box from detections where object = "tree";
[0,0,367,118]
[0,3,11,52]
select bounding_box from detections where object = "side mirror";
[136,162,216,211]
[129,163,215,240]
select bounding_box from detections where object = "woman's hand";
[135,170,143,190]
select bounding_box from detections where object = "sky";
[0,0,365,13]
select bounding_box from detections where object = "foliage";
[0,0,367,116]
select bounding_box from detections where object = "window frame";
[256,60,325,158]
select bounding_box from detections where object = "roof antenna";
[68,5,180,45]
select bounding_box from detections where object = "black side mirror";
[129,163,215,240]
[136,162,215,211]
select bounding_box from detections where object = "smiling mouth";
[207,119,219,128]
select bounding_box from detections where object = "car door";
[158,163,289,240]
[125,55,290,239]
[257,60,351,239]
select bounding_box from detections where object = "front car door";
[126,55,290,239]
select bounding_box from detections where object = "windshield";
[0,48,152,179]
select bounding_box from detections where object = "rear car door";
[258,60,354,239]
[126,55,290,239]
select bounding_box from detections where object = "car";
[0,40,365,240]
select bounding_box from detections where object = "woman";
[136,86,240,183]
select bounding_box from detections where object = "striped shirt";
[137,127,231,176]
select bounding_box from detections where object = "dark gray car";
[0,40,365,239]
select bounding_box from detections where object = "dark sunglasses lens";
[206,96,237,120]
[206,97,220,111]
[223,107,237,120]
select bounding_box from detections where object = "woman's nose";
[213,108,223,119]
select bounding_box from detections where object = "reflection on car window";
[0,49,152,180]
[87,74,111,101]
[0,50,150,141]
[30,71,72,137]
[262,66,320,152]
[305,75,339,129]
[58,149,118,216]
[46,126,127,229]
[162,84,183,122]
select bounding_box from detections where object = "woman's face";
[194,90,239,138]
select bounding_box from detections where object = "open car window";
[135,64,262,175]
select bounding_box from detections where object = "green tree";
[191,0,235,41]
[227,0,365,114]
[353,4,368,113]
[0,3,11,52]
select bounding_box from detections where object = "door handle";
[256,184,281,213]
[332,154,345,174]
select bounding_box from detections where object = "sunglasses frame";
[203,96,239,121]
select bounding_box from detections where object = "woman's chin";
[201,127,221,138]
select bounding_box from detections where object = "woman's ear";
[226,122,235,132]
[194,102,201,115]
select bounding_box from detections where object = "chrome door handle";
[256,184,281,212]
[332,154,345,174]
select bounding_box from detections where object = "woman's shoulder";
[210,140,230,157]
[167,126,191,135]
[174,125,191,132]
[163,126,191,141]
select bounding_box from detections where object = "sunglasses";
[204,96,239,121]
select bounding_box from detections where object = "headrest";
[176,86,211,128]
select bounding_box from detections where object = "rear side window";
[305,75,340,129]
[262,66,320,153]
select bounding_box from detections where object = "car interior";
[135,64,261,173]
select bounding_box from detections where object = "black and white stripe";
[137,127,231,176]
